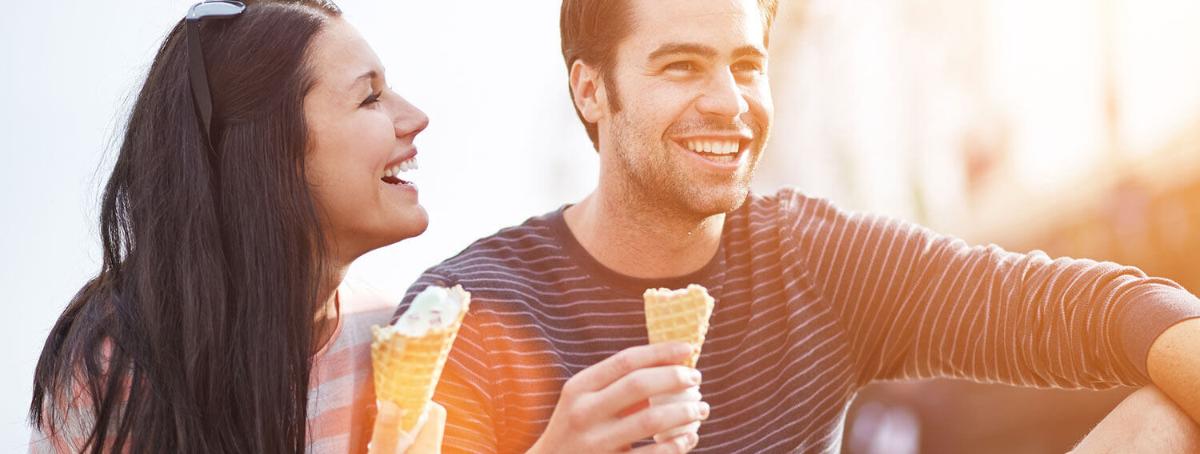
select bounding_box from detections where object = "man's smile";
[672,135,753,167]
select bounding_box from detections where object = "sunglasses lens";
[189,1,247,20]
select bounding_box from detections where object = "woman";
[30,0,441,452]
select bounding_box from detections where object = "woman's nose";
[391,94,429,138]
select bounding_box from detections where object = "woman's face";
[303,18,429,262]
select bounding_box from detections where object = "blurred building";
[756,0,1200,452]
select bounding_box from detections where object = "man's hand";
[527,342,710,454]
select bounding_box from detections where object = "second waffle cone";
[643,284,714,368]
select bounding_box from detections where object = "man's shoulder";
[741,187,838,221]
[413,208,565,285]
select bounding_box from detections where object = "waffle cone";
[644,284,715,368]
[370,285,470,435]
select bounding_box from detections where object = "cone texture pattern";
[371,285,470,433]
[644,284,715,368]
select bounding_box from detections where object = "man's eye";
[360,91,383,107]
[733,61,765,74]
[665,61,698,72]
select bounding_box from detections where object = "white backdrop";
[0,1,598,449]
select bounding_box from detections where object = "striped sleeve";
[29,394,97,454]
[780,189,1200,389]
[28,341,122,453]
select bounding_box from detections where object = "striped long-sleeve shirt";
[397,188,1200,453]
[29,280,393,453]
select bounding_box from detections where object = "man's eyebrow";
[648,43,718,60]
[647,43,768,61]
[733,45,768,59]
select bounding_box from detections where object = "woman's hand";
[369,401,446,453]
[409,402,445,453]
[526,343,709,454]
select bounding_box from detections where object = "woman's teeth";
[381,156,419,184]
[684,139,741,162]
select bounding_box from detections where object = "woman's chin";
[388,206,430,241]
[340,206,429,257]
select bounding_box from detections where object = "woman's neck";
[312,265,348,355]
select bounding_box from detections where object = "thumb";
[409,403,446,453]
[368,401,417,454]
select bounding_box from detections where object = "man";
[397,0,1200,452]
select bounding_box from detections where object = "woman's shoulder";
[339,277,400,322]
[321,278,399,354]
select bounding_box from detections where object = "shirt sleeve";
[780,189,1200,389]
[28,396,96,454]
[29,340,121,454]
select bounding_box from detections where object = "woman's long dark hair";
[31,1,344,452]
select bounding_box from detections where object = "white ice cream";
[389,285,465,338]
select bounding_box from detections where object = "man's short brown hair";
[560,0,779,149]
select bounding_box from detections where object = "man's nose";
[695,69,750,119]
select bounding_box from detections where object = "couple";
[30,0,1200,453]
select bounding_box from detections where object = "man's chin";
[682,186,752,217]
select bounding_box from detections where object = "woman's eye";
[360,91,383,107]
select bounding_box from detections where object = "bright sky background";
[0,1,598,448]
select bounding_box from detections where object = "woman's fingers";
[369,401,444,454]
[408,403,446,453]
[368,401,404,454]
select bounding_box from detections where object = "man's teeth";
[383,156,419,179]
[685,140,740,155]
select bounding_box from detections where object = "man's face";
[600,0,773,217]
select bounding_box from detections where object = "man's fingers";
[547,343,698,452]
[569,342,693,393]
[627,431,700,454]
[600,400,710,447]
[586,366,700,417]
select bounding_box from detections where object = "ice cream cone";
[644,284,715,444]
[643,284,714,368]
[369,285,469,452]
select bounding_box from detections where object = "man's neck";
[564,187,724,280]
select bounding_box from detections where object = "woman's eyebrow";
[347,69,378,91]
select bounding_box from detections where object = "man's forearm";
[1148,318,1200,425]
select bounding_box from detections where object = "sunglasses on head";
[186,1,246,149]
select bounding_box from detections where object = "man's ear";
[570,60,608,123]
